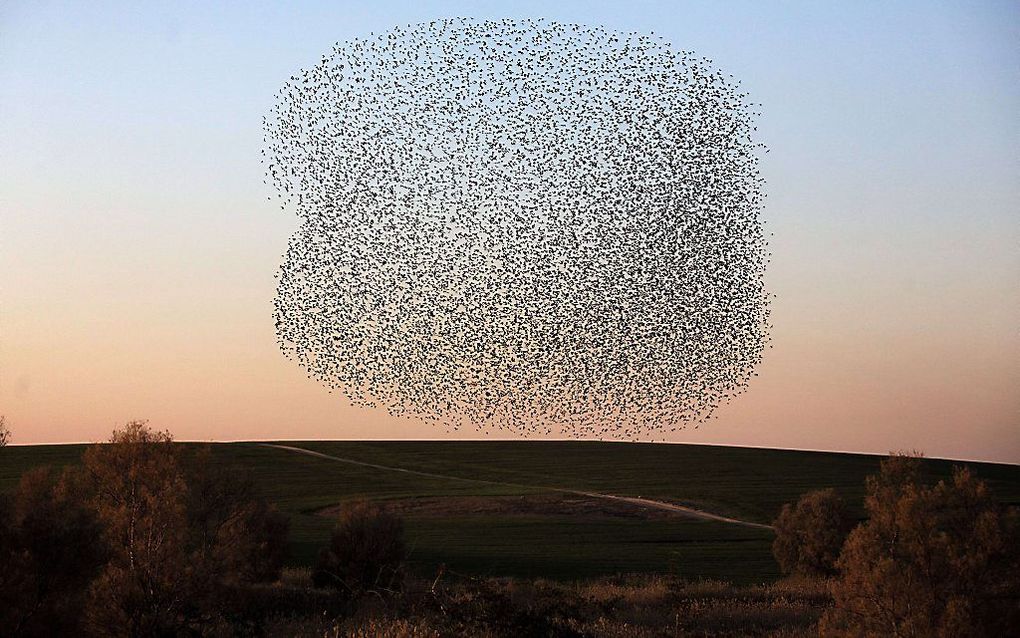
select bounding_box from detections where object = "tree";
[80,421,195,636]
[184,446,289,584]
[772,488,853,578]
[0,415,10,447]
[821,455,1020,637]
[0,467,106,637]
[313,501,405,596]
[80,421,291,636]
[0,421,290,636]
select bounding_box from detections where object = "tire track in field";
[261,443,773,530]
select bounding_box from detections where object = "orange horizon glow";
[2,2,1017,463]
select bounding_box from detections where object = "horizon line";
[7,437,1018,468]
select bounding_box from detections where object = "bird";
[264,17,771,440]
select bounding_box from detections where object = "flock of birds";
[264,18,772,439]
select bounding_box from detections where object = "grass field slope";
[3,440,1018,584]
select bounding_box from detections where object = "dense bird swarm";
[265,18,771,438]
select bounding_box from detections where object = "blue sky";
[1,1,1018,461]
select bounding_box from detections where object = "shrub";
[820,455,1020,637]
[313,501,405,596]
[772,488,853,577]
[185,446,289,583]
[0,467,106,637]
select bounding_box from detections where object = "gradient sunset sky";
[2,1,1017,462]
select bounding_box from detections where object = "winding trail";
[261,443,772,530]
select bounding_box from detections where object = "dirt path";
[261,443,773,530]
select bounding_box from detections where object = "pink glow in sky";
[2,1,1017,462]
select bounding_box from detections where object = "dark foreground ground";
[255,570,831,637]
[4,440,1018,586]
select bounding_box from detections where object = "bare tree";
[0,415,10,447]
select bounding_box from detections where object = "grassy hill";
[3,440,1018,584]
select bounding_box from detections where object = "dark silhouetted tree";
[79,421,291,636]
[772,488,853,578]
[185,446,289,584]
[313,501,405,596]
[821,455,1020,637]
[0,467,106,637]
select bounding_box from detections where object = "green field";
[3,441,1018,584]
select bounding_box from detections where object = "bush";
[185,446,289,584]
[820,455,1020,637]
[313,501,405,596]
[772,488,853,577]
[0,467,106,637]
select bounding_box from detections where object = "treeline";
[0,421,408,637]
[1,422,291,635]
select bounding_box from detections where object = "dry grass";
[261,573,829,637]
[571,576,827,637]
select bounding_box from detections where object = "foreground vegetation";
[262,571,828,637]
[2,423,1019,635]
[2,423,289,636]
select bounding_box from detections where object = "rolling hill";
[3,440,1018,584]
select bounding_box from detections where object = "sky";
[1,1,1017,462]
